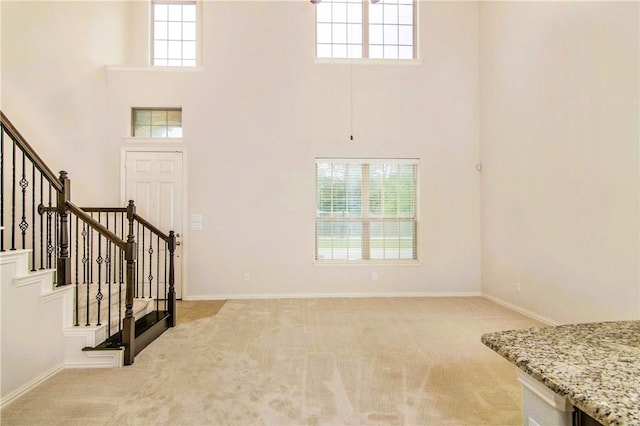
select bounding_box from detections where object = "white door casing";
[122,150,184,299]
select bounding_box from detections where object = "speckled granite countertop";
[481,321,640,426]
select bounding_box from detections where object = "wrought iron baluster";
[120,211,124,282]
[68,206,72,278]
[114,214,119,284]
[11,138,16,250]
[30,163,36,271]
[39,174,44,269]
[105,214,113,336]
[0,126,4,252]
[90,220,94,284]
[96,213,103,326]
[106,240,111,335]
[118,245,123,335]
[147,229,153,301]
[74,214,79,326]
[82,221,89,326]
[19,151,28,250]
[137,222,141,298]
[46,184,53,268]
[53,208,59,281]
[87,226,96,324]
[118,211,124,336]
[110,213,116,284]
[156,234,160,311]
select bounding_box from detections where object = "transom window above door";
[314,0,416,60]
[132,108,182,138]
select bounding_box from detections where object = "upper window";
[152,1,197,66]
[316,159,418,262]
[132,108,183,138]
[315,0,416,60]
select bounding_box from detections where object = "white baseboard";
[65,348,124,369]
[183,291,482,301]
[482,293,559,326]
[0,362,64,409]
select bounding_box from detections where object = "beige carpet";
[1,297,542,425]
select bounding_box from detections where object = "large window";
[316,159,418,261]
[315,0,416,60]
[152,1,197,66]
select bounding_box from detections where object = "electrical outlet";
[515,282,521,293]
[372,272,378,281]
[243,273,250,282]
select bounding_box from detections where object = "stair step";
[75,280,156,329]
[76,298,152,336]
[92,310,170,353]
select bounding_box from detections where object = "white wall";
[1,252,68,405]
[1,0,130,205]
[2,1,482,299]
[479,2,640,324]
[3,0,638,321]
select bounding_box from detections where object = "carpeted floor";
[1,297,543,425]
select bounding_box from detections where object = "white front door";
[123,151,184,299]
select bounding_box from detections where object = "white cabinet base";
[517,369,573,426]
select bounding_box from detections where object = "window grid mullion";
[362,163,370,260]
[329,2,334,57]
[180,9,185,65]
[362,0,369,59]
[383,165,389,259]
[330,163,335,259]
[413,0,417,58]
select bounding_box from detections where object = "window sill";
[314,58,422,66]
[313,260,423,267]
[105,65,205,73]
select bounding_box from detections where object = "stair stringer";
[1,249,157,373]
[0,249,129,371]
[1,250,67,407]
[63,325,124,368]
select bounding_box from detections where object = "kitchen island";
[481,321,640,425]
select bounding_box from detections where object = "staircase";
[0,111,177,405]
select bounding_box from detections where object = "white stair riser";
[76,299,152,336]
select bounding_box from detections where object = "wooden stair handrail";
[65,201,128,250]
[80,205,170,241]
[80,207,127,213]
[132,212,170,242]
[0,111,63,192]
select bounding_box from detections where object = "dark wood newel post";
[123,200,137,365]
[168,231,177,327]
[56,171,71,286]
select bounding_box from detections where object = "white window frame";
[151,0,199,67]
[131,107,183,138]
[315,0,418,60]
[315,158,419,263]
